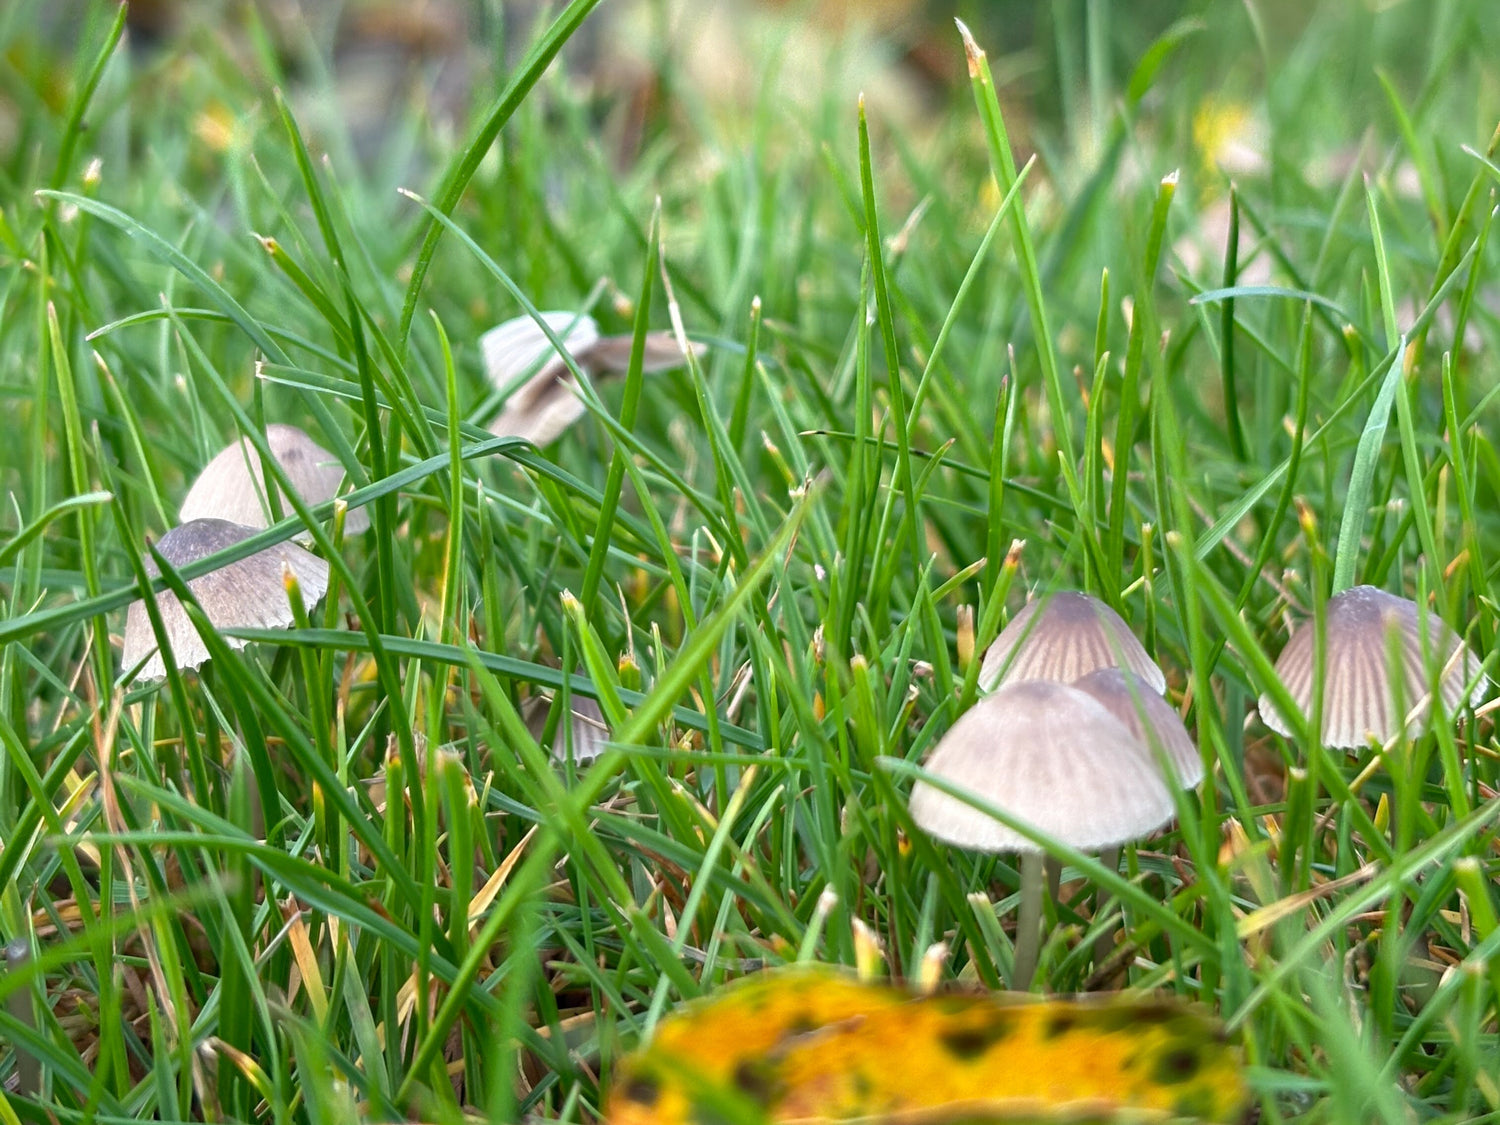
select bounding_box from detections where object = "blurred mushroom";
[1257,585,1488,749]
[908,680,1176,991]
[979,590,1166,695]
[122,518,331,682]
[1171,195,1274,287]
[482,310,703,446]
[522,693,610,765]
[179,424,368,536]
[482,310,601,387]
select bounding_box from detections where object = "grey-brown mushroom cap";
[522,694,610,765]
[1070,667,1203,789]
[1257,585,1489,748]
[121,518,331,682]
[582,332,707,376]
[978,591,1167,695]
[907,680,1177,854]
[179,424,368,536]
[486,369,593,447]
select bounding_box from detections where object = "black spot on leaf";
[940,1017,1015,1060]
[621,1072,660,1107]
[1153,1046,1201,1085]
[732,1058,783,1106]
[1043,1012,1077,1040]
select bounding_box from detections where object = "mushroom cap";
[483,311,703,446]
[122,518,331,681]
[908,680,1177,854]
[1070,668,1203,789]
[523,694,610,764]
[581,332,705,376]
[1257,585,1488,748]
[179,424,367,536]
[979,591,1166,695]
[480,311,600,391]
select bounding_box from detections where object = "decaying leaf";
[607,967,1246,1124]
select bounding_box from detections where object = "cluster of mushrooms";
[118,315,1489,993]
[120,425,358,681]
[121,311,697,744]
[906,585,1487,991]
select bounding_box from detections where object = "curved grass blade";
[396,0,605,349]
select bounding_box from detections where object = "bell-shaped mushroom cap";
[979,591,1166,695]
[1070,668,1203,789]
[1257,585,1489,748]
[179,424,368,536]
[122,518,331,682]
[908,680,1177,853]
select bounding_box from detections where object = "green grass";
[4,0,1500,1121]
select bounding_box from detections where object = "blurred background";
[6,0,1500,508]
[11,0,1500,180]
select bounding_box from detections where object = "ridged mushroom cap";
[1257,585,1488,748]
[1070,668,1203,789]
[908,680,1177,853]
[122,518,330,681]
[979,591,1166,695]
[523,694,610,765]
[179,424,367,536]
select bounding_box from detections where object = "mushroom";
[522,693,610,765]
[481,310,601,388]
[1068,667,1204,967]
[122,518,331,681]
[1070,668,1202,789]
[908,680,1177,990]
[179,424,368,536]
[979,591,1165,695]
[481,310,702,445]
[1257,585,1488,748]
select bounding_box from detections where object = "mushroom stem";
[1044,855,1062,902]
[1092,845,1121,971]
[5,938,41,1096]
[1012,851,1045,991]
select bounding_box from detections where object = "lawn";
[3,0,1500,1121]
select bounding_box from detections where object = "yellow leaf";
[607,967,1246,1124]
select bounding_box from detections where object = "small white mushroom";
[481,310,703,446]
[908,680,1177,992]
[122,518,330,681]
[179,424,367,536]
[979,590,1166,695]
[910,680,1176,854]
[1257,585,1488,748]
